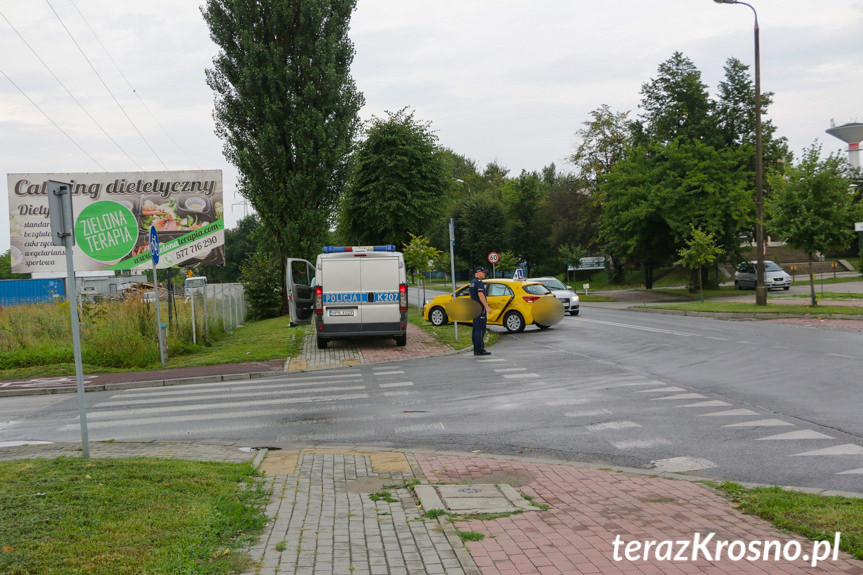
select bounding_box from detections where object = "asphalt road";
[2,294,862,493]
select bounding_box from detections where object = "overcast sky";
[3,0,862,254]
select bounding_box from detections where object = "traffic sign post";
[488,252,499,278]
[856,222,863,277]
[150,226,167,367]
[449,219,458,341]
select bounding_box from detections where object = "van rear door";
[286,258,315,327]
[320,257,363,325]
[361,256,401,326]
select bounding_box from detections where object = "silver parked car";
[527,277,580,315]
[734,260,791,290]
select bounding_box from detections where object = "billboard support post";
[48,180,90,459]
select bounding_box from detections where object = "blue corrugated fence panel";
[0,279,66,306]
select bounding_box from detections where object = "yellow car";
[422,279,563,333]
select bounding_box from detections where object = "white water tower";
[826,120,863,169]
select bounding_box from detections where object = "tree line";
[4,3,860,318]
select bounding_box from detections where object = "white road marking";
[546,399,590,406]
[373,370,405,376]
[82,392,370,420]
[100,384,369,407]
[586,421,641,432]
[791,444,863,457]
[564,409,613,418]
[635,386,686,393]
[61,412,377,431]
[610,438,672,450]
[394,423,445,433]
[111,373,363,400]
[699,409,760,417]
[724,419,794,428]
[837,468,863,475]
[503,373,540,379]
[614,381,664,387]
[651,393,707,401]
[674,400,731,408]
[378,381,414,388]
[494,368,527,373]
[756,430,834,441]
[651,457,717,473]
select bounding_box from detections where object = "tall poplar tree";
[203,0,364,310]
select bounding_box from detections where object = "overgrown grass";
[0,298,226,370]
[715,482,863,560]
[0,313,303,381]
[0,457,269,575]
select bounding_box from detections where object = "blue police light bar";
[323,245,396,253]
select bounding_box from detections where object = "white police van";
[286,245,408,349]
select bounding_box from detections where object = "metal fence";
[185,283,246,343]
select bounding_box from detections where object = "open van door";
[286,258,315,327]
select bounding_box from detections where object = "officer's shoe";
[474,350,491,356]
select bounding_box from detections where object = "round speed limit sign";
[488,252,500,264]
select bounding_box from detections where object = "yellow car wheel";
[503,310,525,333]
[429,306,448,326]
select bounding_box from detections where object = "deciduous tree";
[768,144,858,305]
[340,108,448,247]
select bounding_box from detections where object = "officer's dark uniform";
[469,267,490,355]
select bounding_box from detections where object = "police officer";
[469,266,492,355]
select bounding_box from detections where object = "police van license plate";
[328,309,355,317]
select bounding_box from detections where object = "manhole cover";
[415,484,538,514]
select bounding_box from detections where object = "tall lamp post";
[454,178,472,197]
[714,0,767,305]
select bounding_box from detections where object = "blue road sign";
[149,225,160,265]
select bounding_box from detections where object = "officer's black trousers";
[472,314,487,353]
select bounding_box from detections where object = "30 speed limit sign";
[488,252,499,264]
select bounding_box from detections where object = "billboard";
[8,170,224,274]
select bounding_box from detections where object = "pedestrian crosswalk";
[52,366,442,444]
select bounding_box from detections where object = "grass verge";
[407,306,498,351]
[0,457,269,575]
[715,482,863,560]
[646,301,863,316]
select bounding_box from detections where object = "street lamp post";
[454,178,471,197]
[714,0,767,305]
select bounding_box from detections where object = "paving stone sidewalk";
[2,442,862,574]
[248,449,472,575]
